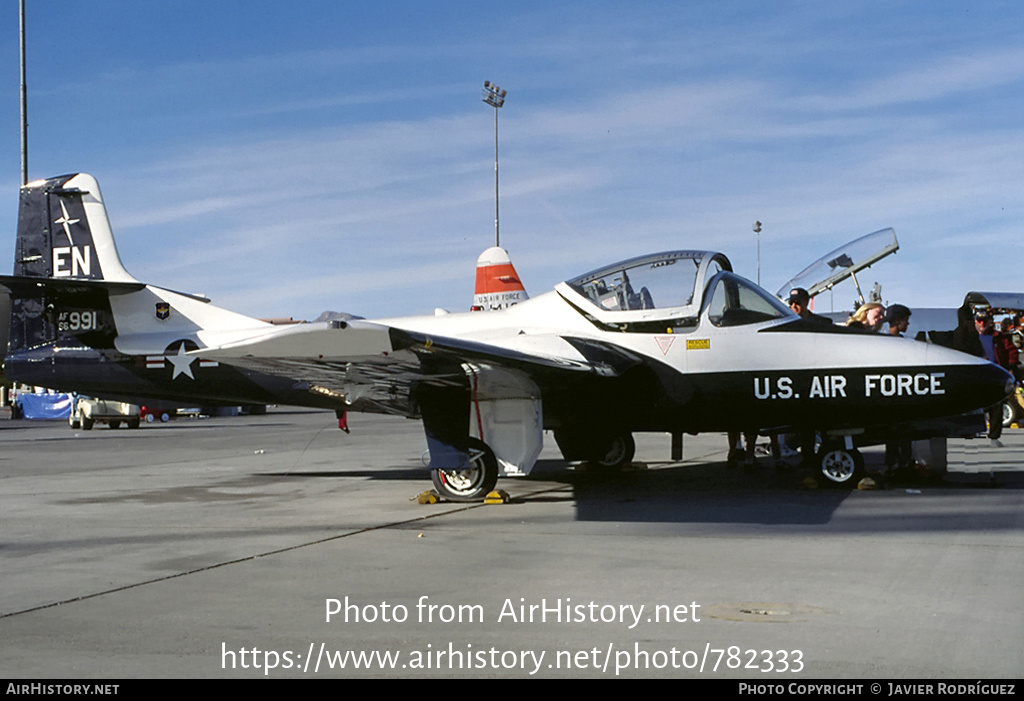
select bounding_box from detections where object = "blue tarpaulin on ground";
[18,393,73,419]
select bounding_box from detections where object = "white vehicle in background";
[69,395,141,430]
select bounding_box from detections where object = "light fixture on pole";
[753,221,762,286]
[482,81,507,248]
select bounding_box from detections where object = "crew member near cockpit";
[787,288,832,325]
[884,304,912,337]
[785,288,830,472]
[845,302,885,332]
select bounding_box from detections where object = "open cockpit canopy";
[776,228,898,301]
[556,250,737,330]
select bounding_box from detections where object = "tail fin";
[15,173,137,282]
[5,173,266,360]
[470,246,528,312]
[5,174,142,355]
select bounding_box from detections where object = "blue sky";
[2,1,1022,320]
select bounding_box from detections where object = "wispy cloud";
[5,2,1022,319]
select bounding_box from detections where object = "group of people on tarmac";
[975,312,1022,381]
[972,310,1022,447]
[837,298,914,476]
[731,286,1022,480]
[729,287,936,481]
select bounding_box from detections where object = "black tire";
[1002,401,1017,428]
[430,438,499,502]
[592,433,636,470]
[127,418,140,429]
[109,421,121,430]
[817,444,864,487]
[81,416,94,431]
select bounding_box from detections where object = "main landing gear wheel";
[817,444,864,487]
[592,433,636,470]
[430,438,499,502]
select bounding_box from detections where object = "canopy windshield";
[707,272,795,327]
[565,252,717,313]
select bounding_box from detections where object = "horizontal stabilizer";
[0,274,145,298]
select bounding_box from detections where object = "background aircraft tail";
[471,246,528,312]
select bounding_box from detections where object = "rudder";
[7,174,140,355]
[15,173,137,282]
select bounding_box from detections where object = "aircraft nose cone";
[925,344,1016,411]
[937,362,1014,419]
[1003,376,1017,400]
[984,363,1016,406]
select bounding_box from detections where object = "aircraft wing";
[194,319,641,415]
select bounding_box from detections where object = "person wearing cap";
[784,288,830,472]
[974,309,1017,372]
[975,312,997,361]
[885,304,911,337]
[786,288,832,325]
[974,310,1009,445]
[952,300,984,357]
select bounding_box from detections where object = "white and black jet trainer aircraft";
[2,174,1013,499]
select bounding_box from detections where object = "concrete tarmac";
[1,409,1021,679]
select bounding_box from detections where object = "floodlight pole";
[482,81,507,248]
[20,0,28,185]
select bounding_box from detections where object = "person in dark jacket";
[952,301,984,357]
[786,288,832,325]
[975,311,1009,445]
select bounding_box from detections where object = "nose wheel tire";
[818,444,863,487]
[1002,401,1018,428]
[592,433,636,470]
[430,438,499,502]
